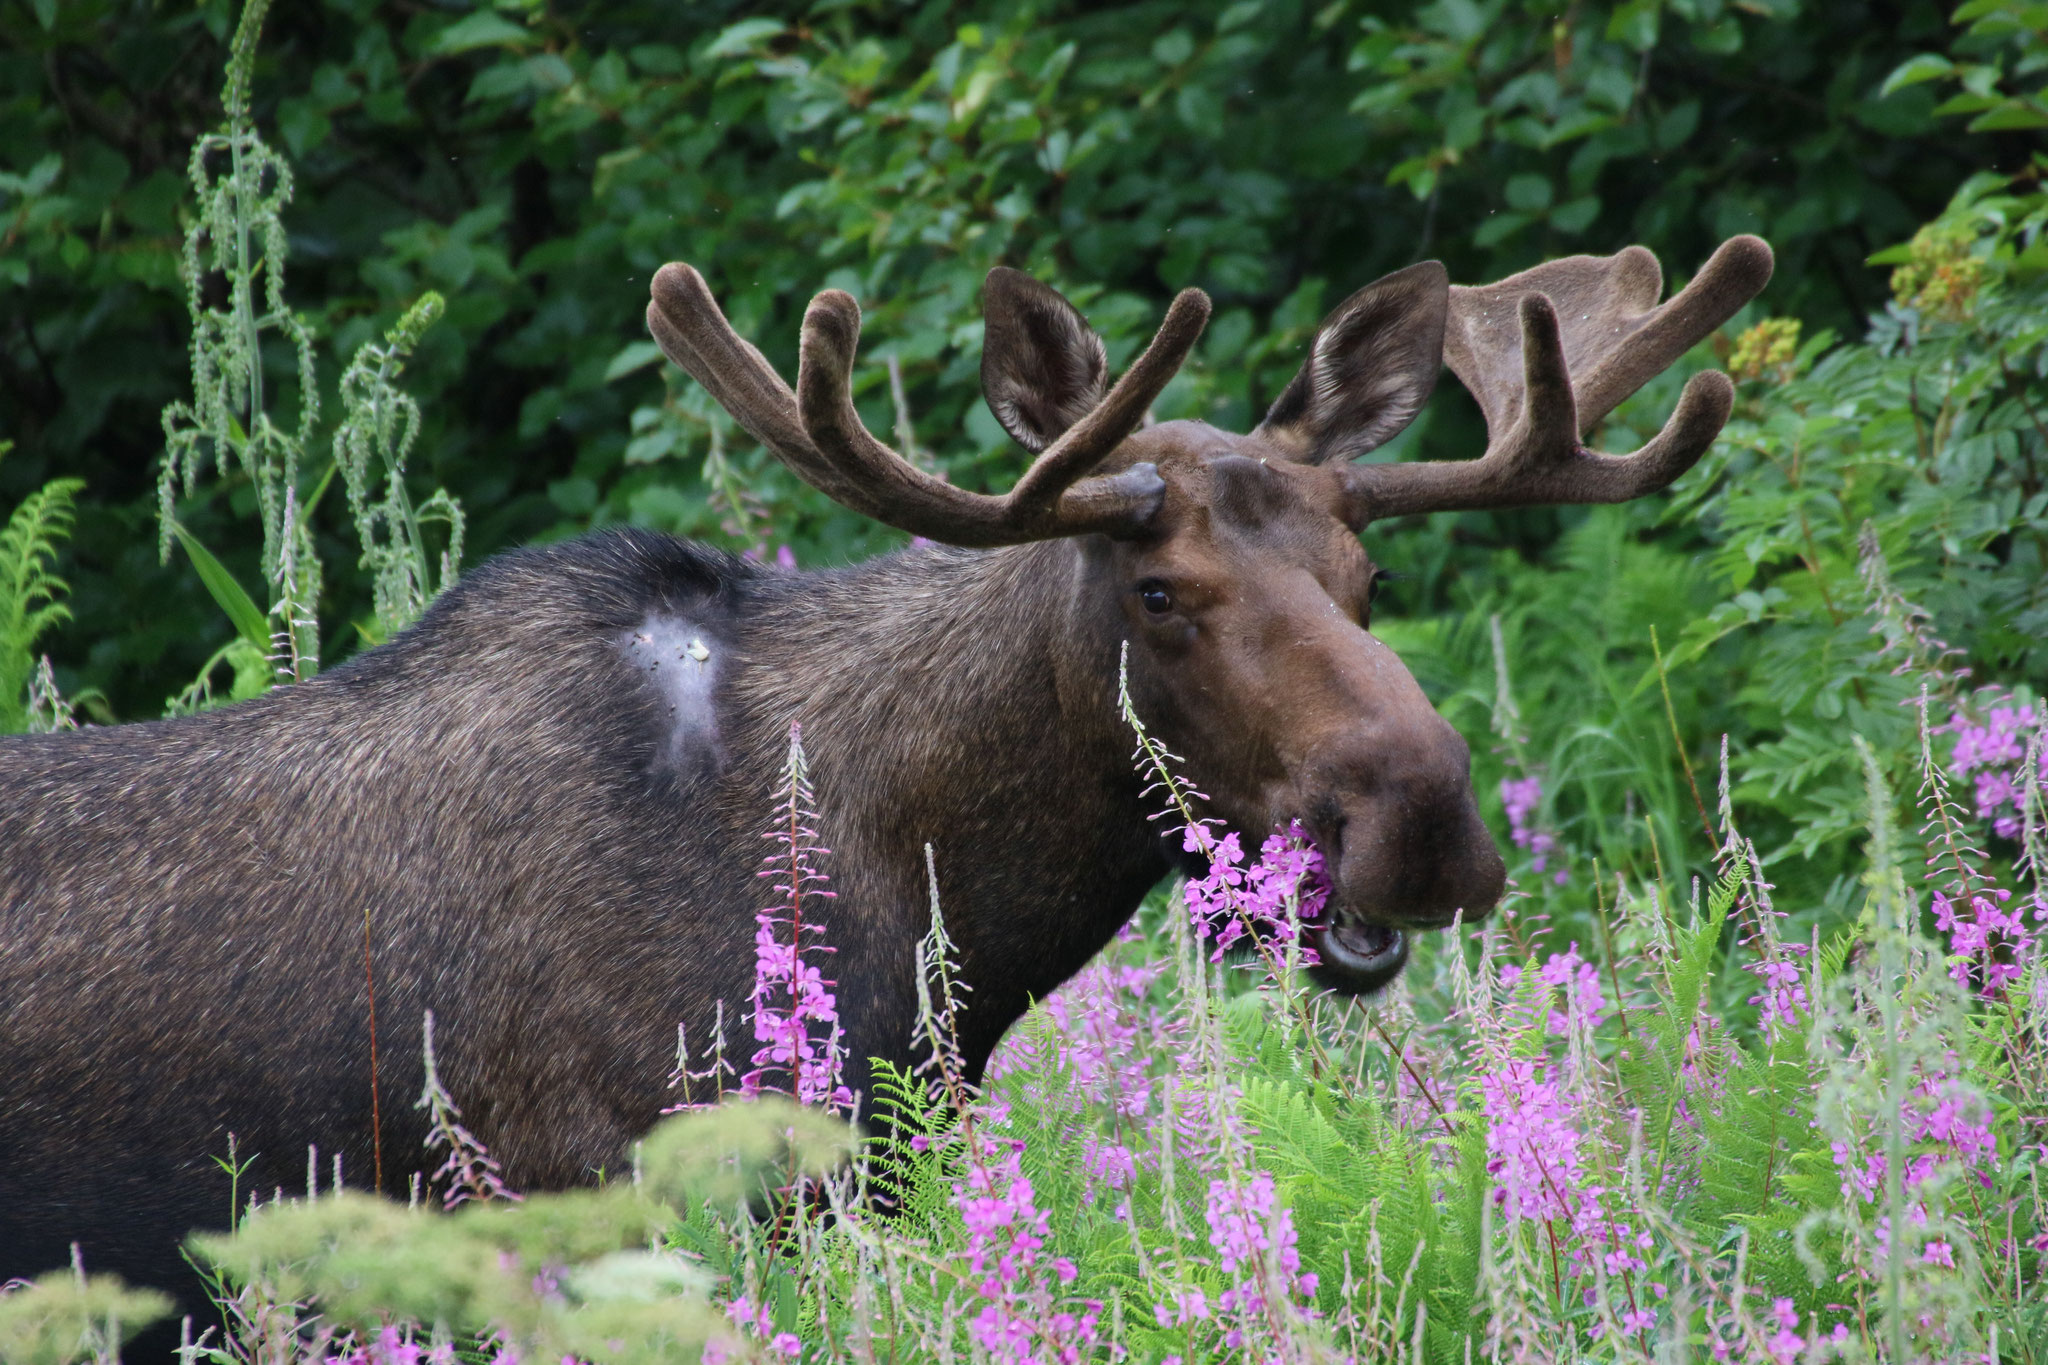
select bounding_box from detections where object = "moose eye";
[1366,568,1403,609]
[1136,580,1174,615]
[1363,568,1405,620]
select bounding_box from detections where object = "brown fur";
[0,529,1160,1313]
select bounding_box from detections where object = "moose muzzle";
[1285,637,1507,992]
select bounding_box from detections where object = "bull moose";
[0,235,1772,1328]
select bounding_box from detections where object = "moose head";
[647,236,1773,992]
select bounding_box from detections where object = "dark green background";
[1,0,2002,718]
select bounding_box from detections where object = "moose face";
[647,233,1772,995]
[1101,429,1503,991]
[975,261,1510,989]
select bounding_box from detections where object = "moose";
[0,235,1772,1329]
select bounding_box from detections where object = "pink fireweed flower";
[1499,945,1605,1036]
[948,1135,1102,1362]
[714,1295,801,1361]
[1080,1136,1139,1193]
[1153,1287,1212,1327]
[1830,1065,2000,1230]
[1764,1298,1805,1364]
[1203,1171,1318,1345]
[1181,819,1330,967]
[1948,695,2045,840]
[1745,944,1810,1039]
[1975,769,2019,816]
[1478,1045,1655,1286]
[1500,775,1568,882]
[1540,943,1606,1034]
[741,723,852,1110]
[1933,887,2037,997]
[1481,1056,1585,1221]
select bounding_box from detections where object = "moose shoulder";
[0,236,1772,1318]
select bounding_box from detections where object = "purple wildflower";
[1477,1017,1656,1292]
[1500,775,1569,883]
[1948,693,2045,839]
[1204,1170,1318,1338]
[711,1294,802,1361]
[1480,1056,1586,1222]
[1181,819,1331,966]
[1745,945,1810,1040]
[1933,887,2040,997]
[1765,1298,1804,1363]
[947,1135,1102,1362]
[741,723,852,1110]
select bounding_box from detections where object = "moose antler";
[1344,235,1774,520]
[647,264,1211,547]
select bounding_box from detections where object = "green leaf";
[704,18,783,58]
[1879,52,1954,95]
[1474,209,1531,247]
[604,340,665,383]
[430,13,535,55]
[1551,194,1601,234]
[1505,172,1553,212]
[1931,92,2005,116]
[1967,103,2048,130]
[1152,29,1195,66]
[171,523,271,654]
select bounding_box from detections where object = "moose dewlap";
[0,236,1772,1320]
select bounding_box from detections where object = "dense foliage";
[0,0,2008,714]
[4,0,2048,1360]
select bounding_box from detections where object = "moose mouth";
[1174,815,1415,993]
[1304,916,1409,994]
[1293,820,1411,994]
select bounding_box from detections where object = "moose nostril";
[1304,797,1346,864]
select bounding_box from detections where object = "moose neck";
[733,537,1166,1077]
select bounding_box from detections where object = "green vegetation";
[3,0,2046,1360]
[0,0,2007,716]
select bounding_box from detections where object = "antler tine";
[1348,294,1734,517]
[646,264,878,515]
[1344,236,1772,521]
[796,286,1211,547]
[1572,234,1775,429]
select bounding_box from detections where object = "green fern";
[0,476,84,735]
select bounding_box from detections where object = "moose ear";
[1255,260,1450,465]
[981,267,1110,453]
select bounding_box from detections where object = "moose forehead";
[1116,420,1365,565]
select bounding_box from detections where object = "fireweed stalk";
[910,855,1109,1363]
[742,722,852,1112]
[1115,644,1333,990]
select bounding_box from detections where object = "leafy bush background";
[0,0,2010,718]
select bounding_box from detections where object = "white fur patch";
[619,615,724,777]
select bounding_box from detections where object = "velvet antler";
[1343,235,1774,520]
[647,264,1210,547]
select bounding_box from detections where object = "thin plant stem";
[362,904,382,1195]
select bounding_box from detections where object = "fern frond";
[0,477,84,734]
